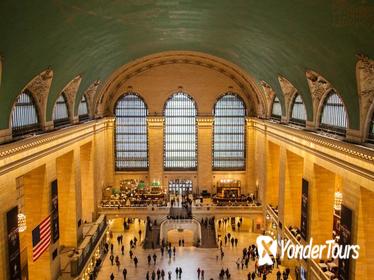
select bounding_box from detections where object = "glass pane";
[53,93,69,127]
[320,91,348,135]
[115,94,148,170]
[11,90,40,136]
[271,96,282,120]
[290,94,307,126]
[164,92,197,169]
[213,94,246,169]
[78,95,89,120]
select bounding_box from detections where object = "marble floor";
[97,218,290,280]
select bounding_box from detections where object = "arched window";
[78,95,89,121]
[271,96,282,120]
[11,90,40,137]
[290,94,307,126]
[115,94,148,170]
[319,91,348,135]
[368,112,374,143]
[53,93,70,127]
[164,92,197,170]
[213,94,246,170]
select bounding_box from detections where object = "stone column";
[56,150,82,247]
[282,150,303,228]
[197,116,213,194]
[80,142,94,222]
[265,141,281,206]
[354,187,374,279]
[308,163,335,246]
[147,117,164,184]
[245,118,256,194]
[23,165,53,280]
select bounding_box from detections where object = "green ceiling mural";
[0,0,373,129]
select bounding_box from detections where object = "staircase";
[169,206,191,219]
[199,218,218,248]
[143,216,167,249]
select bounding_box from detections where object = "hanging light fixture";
[18,213,27,232]
[334,191,343,211]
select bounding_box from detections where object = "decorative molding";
[356,55,374,137]
[306,70,332,104]
[63,75,82,106]
[357,54,374,97]
[84,80,101,116]
[147,116,164,128]
[278,76,298,121]
[0,119,108,163]
[197,116,213,127]
[97,51,266,118]
[24,69,54,124]
[253,119,374,163]
[260,80,276,118]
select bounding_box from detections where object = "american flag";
[32,215,51,262]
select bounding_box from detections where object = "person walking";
[153,253,157,265]
[161,269,165,280]
[116,258,120,271]
[110,254,114,266]
[133,256,138,267]
[201,270,205,280]
[148,254,152,265]
[151,271,156,280]
[179,267,182,279]
[121,245,124,255]
[122,267,127,279]
[146,271,150,280]
[197,267,201,278]
[168,271,172,280]
[129,250,133,259]
[110,272,115,280]
[175,268,179,278]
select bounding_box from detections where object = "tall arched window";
[213,94,246,170]
[271,96,282,120]
[78,95,89,121]
[115,94,148,170]
[11,90,40,137]
[290,94,307,126]
[164,92,197,170]
[53,93,70,127]
[319,91,348,135]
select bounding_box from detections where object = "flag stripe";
[32,215,51,262]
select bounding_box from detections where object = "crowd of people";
[103,216,293,280]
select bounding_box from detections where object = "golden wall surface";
[0,116,373,279]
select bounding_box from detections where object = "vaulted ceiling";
[0,0,373,129]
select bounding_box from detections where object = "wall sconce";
[334,191,343,211]
[18,213,27,232]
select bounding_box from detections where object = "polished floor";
[97,219,289,280]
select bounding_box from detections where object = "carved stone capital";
[147,116,164,128]
[25,69,54,124]
[63,75,82,109]
[357,54,374,98]
[84,80,101,116]
[260,80,276,118]
[197,116,213,128]
[306,70,331,103]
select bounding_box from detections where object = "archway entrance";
[167,229,194,246]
